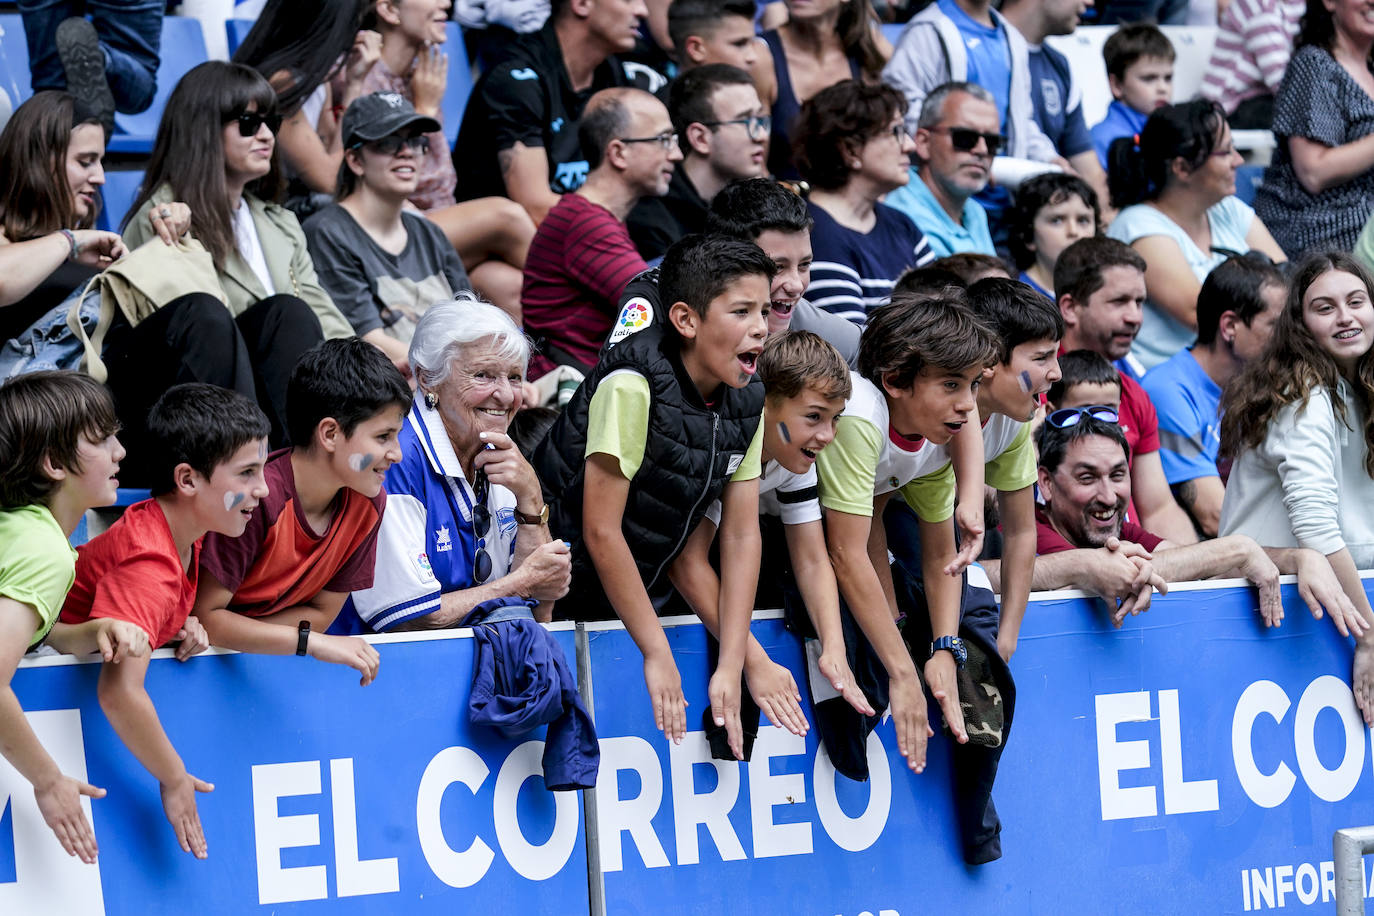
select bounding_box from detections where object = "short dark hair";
[1008,173,1101,271]
[1037,413,1131,475]
[0,371,119,509]
[579,90,633,170]
[893,266,967,298]
[858,292,999,391]
[1103,22,1175,80]
[705,178,812,240]
[758,330,852,402]
[1054,236,1147,306]
[793,79,907,191]
[928,252,1013,285]
[145,384,271,497]
[669,64,755,142]
[286,338,413,449]
[667,0,756,61]
[659,233,778,320]
[967,278,1065,363]
[1196,255,1287,346]
[1047,349,1121,406]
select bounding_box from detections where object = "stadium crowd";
[2,0,1373,873]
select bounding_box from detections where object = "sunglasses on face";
[1046,405,1120,429]
[228,111,283,137]
[355,134,431,156]
[928,125,1005,155]
[472,469,493,584]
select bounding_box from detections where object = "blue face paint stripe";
[778,422,791,443]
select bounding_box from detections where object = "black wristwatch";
[296,620,311,656]
[929,635,967,668]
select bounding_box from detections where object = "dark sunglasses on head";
[355,134,431,156]
[472,469,493,584]
[1047,405,1120,429]
[228,110,283,137]
[929,125,1005,155]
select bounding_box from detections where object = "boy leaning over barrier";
[815,292,999,773]
[903,278,1064,662]
[194,338,412,685]
[59,384,271,859]
[533,233,777,758]
[0,371,141,864]
[671,331,874,749]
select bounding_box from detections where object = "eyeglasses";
[228,111,283,137]
[472,469,493,584]
[885,122,909,143]
[927,126,1005,155]
[1046,405,1120,429]
[353,134,430,156]
[618,131,679,151]
[701,115,771,141]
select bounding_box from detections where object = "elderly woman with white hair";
[335,294,572,633]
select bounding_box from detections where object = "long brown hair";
[1220,252,1374,477]
[127,61,284,269]
[0,91,102,240]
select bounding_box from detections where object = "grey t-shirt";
[789,297,860,368]
[304,204,470,338]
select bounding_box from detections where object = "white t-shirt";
[232,200,276,296]
[704,459,821,527]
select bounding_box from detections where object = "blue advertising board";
[4,580,1374,914]
[587,578,1374,915]
[0,627,589,915]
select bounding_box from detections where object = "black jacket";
[532,321,763,619]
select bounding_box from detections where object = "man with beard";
[1032,411,1281,627]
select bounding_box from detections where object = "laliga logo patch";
[608,298,654,346]
[413,551,435,582]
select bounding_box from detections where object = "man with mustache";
[1032,410,1281,627]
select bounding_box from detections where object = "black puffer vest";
[533,321,763,617]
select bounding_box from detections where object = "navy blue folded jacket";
[463,597,600,791]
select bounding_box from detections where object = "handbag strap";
[65,271,115,383]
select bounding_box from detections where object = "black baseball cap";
[341,92,440,148]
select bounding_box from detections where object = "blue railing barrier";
[3,576,1374,914]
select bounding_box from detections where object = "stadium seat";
[109,17,208,155]
[70,489,150,546]
[1234,162,1265,206]
[225,18,254,57]
[0,12,31,109]
[97,168,144,232]
[442,21,471,146]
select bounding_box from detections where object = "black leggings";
[104,292,324,486]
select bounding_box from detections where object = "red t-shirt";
[1034,505,1163,555]
[60,499,199,649]
[521,192,650,377]
[199,450,385,617]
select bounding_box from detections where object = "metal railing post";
[1334,827,1374,915]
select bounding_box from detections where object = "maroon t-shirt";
[521,193,649,376]
[1035,505,1163,556]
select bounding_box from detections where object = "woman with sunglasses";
[793,79,933,326]
[757,0,891,178]
[304,92,471,376]
[122,62,352,465]
[339,295,571,635]
[349,0,537,322]
[1221,251,1374,724]
[1106,99,1286,372]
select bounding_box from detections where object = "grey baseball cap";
[341,92,440,147]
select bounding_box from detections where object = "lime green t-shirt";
[0,504,77,646]
[585,369,763,482]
